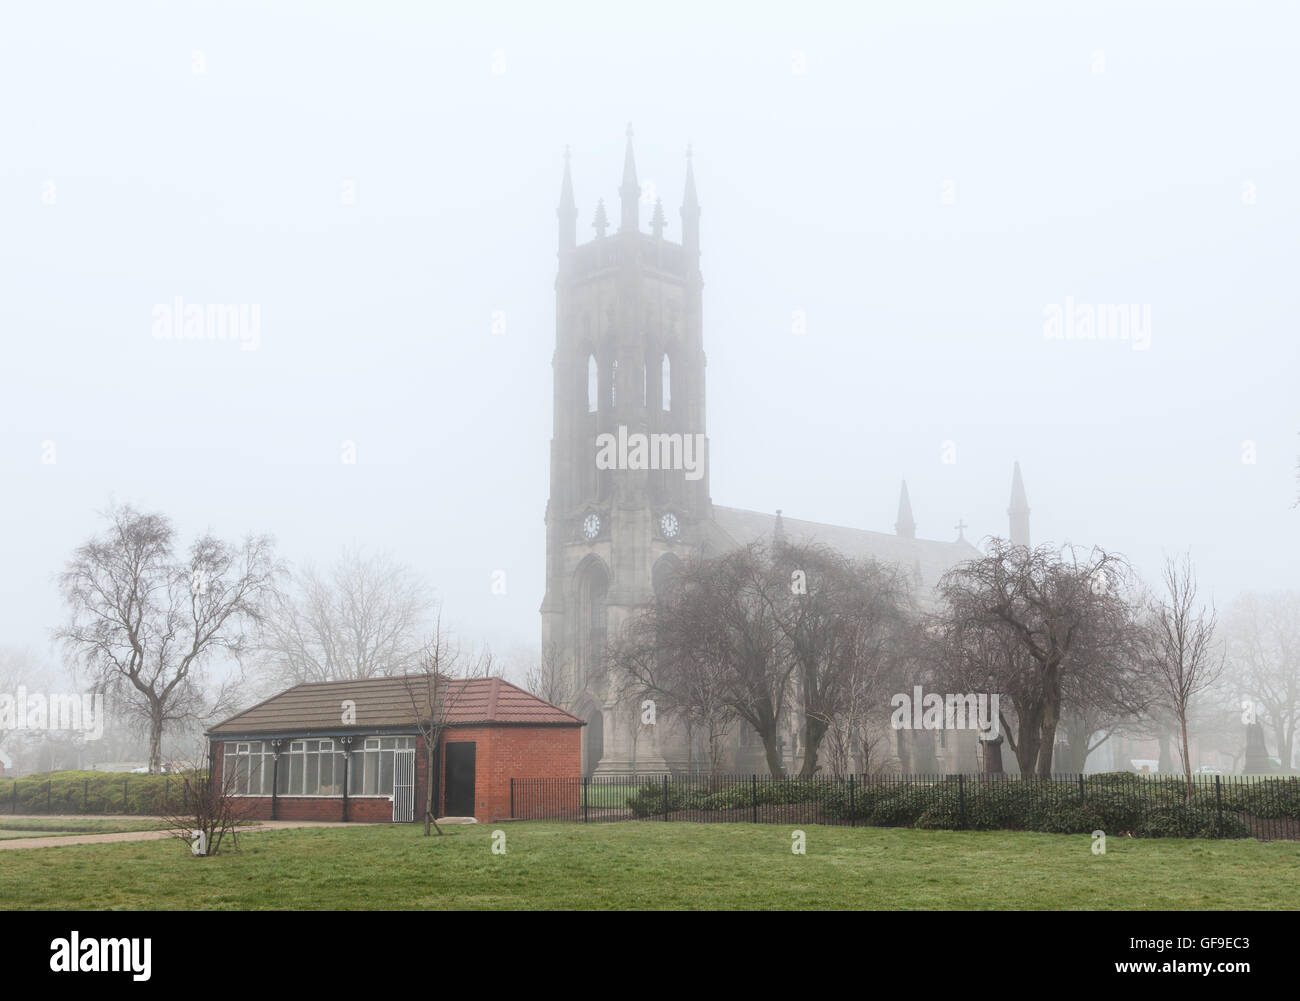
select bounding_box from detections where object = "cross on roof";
[955,519,968,540]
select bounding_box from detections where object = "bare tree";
[936,539,1137,776]
[164,749,256,857]
[775,542,913,776]
[1226,591,1300,772]
[610,544,795,776]
[822,668,889,777]
[259,546,433,686]
[609,609,736,780]
[1145,553,1226,795]
[0,647,39,760]
[521,642,571,710]
[399,615,494,836]
[58,504,278,773]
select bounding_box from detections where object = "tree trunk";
[1035,669,1061,777]
[799,715,827,777]
[762,730,783,777]
[424,736,443,836]
[148,707,165,774]
[1180,714,1194,799]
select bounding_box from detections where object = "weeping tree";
[58,504,278,773]
[936,540,1138,777]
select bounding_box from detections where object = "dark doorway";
[444,741,476,817]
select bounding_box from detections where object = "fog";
[2,0,1296,674]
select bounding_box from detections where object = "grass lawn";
[0,821,1296,910]
[0,818,174,840]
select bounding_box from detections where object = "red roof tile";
[208,675,582,736]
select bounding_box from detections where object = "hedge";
[3,770,204,815]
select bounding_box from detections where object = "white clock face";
[660,513,679,538]
[582,513,601,541]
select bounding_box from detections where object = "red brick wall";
[210,724,581,825]
[435,725,581,823]
[227,795,394,822]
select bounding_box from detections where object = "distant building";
[541,129,1032,775]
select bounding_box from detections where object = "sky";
[1,0,1297,676]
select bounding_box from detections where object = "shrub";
[626,782,686,818]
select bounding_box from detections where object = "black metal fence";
[509,772,1300,841]
[3,773,197,816]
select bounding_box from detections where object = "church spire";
[557,145,577,251]
[1008,461,1030,546]
[592,198,608,239]
[650,197,666,239]
[619,123,639,234]
[773,509,786,547]
[681,144,700,266]
[894,481,916,539]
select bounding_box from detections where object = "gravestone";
[1243,722,1271,774]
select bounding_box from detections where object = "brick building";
[206,676,582,823]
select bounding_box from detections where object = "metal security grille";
[392,750,415,822]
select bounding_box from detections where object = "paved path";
[0,817,375,851]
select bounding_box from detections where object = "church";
[539,128,1032,777]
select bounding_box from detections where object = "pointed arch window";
[661,354,672,411]
[586,354,598,413]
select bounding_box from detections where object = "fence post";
[849,773,856,828]
[1215,775,1223,839]
[583,776,588,824]
[46,780,51,813]
[958,774,967,830]
[1078,773,1085,805]
[11,780,16,815]
[662,774,669,822]
[752,774,758,823]
[510,778,515,820]
[123,778,128,813]
[84,779,88,812]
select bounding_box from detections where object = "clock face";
[660,513,679,539]
[582,513,601,541]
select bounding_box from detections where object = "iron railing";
[509,772,1300,841]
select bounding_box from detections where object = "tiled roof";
[710,505,982,598]
[208,676,583,736]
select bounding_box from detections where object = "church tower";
[540,128,711,775]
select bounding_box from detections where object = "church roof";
[709,505,982,594]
